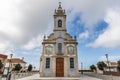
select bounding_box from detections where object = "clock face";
[68,46,74,54]
[46,46,53,54]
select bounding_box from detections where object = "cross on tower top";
[58,2,62,9]
[59,2,61,7]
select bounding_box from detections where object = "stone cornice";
[53,28,66,32]
[42,41,56,44]
[43,37,77,42]
[64,41,78,44]
[54,14,66,17]
[52,55,69,57]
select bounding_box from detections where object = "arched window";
[58,43,62,53]
[58,20,62,27]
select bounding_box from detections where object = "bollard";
[0,75,2,80]
[7,72,11,80]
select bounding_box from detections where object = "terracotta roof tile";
[110,62,117,65]
[0,54,7,59]
[8,58,26,63]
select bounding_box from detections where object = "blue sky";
[67,11,119,69]
[0,0,120,70]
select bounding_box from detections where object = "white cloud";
[23,34,43,50]
[63,0,113,28]
[0,0,57,54]
[87,8,120,48]
[0,41,11,52]
[0,0,120,68]
[79,30,89,39]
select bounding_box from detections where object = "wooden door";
[56,58,64,77]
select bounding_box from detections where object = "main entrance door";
[56,58,64,77]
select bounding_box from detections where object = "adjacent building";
[0,54,7,73]
[7,58,27,71]
[104,62,118,72]
[40,3,79,77]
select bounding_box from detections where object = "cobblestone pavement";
[16,74,102,80]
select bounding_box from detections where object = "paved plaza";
[1,72,120,80]
[16,73,102,80]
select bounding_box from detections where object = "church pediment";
[55,36,65,40]
[64,33,73,40]
[45,32,76,41]
[47,33,55,40]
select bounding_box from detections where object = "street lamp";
[81,62,83,75]
[105,54,111,72]
[34,66,36,70]
[7,54,13,80]
[9,54,13,72]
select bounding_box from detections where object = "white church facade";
[39,3,79,77]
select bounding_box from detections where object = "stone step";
[16,74,102,80]
[31,77,82,80]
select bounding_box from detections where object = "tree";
[0,60,3,69]
[14,64,22,71]
[117,60,120,72]
[97,61,107,71]
[90,65,97,72]
[27,64,32,71]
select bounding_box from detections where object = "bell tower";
[54,2,66,32]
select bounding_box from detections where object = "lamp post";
[34,66,36,70]
[105,54,111,72]
[9,54,13,72]
[81,62,83,75]
[7,54,13,80]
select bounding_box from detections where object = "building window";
[58,20,62,27]
[70,58,74,68]
[58,43,62,53]
[46,58,50,68]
